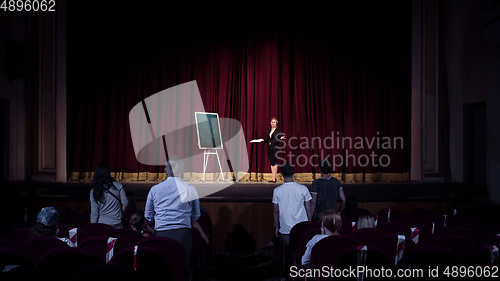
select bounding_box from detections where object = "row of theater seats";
[284,208,500,280]
[0,210,213,281]
[341,208,500,249]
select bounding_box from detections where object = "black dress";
[264,128,284,166]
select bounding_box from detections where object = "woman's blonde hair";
[356,211,375,230]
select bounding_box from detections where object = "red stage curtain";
[67,1,411,181]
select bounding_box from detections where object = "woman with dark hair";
[90,163,128,228]
[301,209,342,268]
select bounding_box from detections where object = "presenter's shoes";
[268,179,276,183]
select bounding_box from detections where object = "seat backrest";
[80,223,114,236]
[68,263,140,281]
[407,208,435,222]
[36,247,101,281]
[334,245,394,270]
[310,234,360,269]
[376,222,405,235]
[430,214,458,229]
[58,222,71,231]
[426,234,474,265]
[466,246,499,266]
[479,234,500,249]
[191,227,204,255]
[338,221,355,235]
[298,228,321,257]
[77,235,109,263]
[57,228,92,246]
[289,221,321,254]
[0,245,33,267]
[18,236,69,265]
[109,246,173,281]
[350,227,386,246]
[5,227,31,249]
[458,222,488,237]
[392,215,423,229]
[406,246,461,267]
[418,221,446,236]
[445,227,482,248]
[80,208,92,218]
[417,228,434,246]
[105,229,144,252]
[344,208,371,223]
[0,213,24,225]
[61,214,90,229]
[0,222,27,239]
[136,236,185,281]
[376,208,403,224]
[401,227,433,247]
[486,227,500,238]
[375,234,417,263]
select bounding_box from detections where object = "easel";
[202,149,225,183]
[196,112,226,183]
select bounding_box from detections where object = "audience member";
[273,162,312,280]
[301,209,341,268]
[310,159,346,223]
[273,163,313,246]
[129,209,155,238]
[145,155,204,268]
[29,206,76,247]
[90,163,128,228]
[356,211,375,230]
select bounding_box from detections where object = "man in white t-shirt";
[272,162,313,246]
